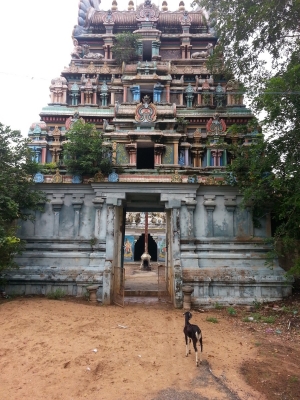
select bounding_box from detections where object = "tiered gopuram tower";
[7,0,291,307]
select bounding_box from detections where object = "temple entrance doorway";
[122,210,170,304]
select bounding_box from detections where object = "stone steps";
[124,289,169,297]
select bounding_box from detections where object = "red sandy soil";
[0,293,299,400]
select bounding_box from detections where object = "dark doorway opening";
[143,41,152,61]
[134,233,157,262]
[136,142,154,169]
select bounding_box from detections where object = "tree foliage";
[112,31,141,66]
[0,123,46,272]
[63,120,113,176]
[195,0,300,276]
[194,0,300,80]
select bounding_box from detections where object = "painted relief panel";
[162,144,174,164]
[124,235,135,262]
[157,235,166,262]
[117,143,130,164]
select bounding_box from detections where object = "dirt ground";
[0,293,299,400]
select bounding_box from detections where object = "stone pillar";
[165,199,182,308]
[203,195,216,237]
[130,85,140,102]
[223,149,227,166]
[103,45,108,59]
[93,91,97,105]
[100,201,116,305]
[179,92,184,106]
[206,149,211,167]
[62,89,67,104]
[166,84,170,102]
[187,45,192,59]
[110,91,115,105]
[152,40,161,60]
[211,150,217,167]
[125,143,137,165]
[224,196,237,237]
[41,147,47,164]
[174,142,179,164]
[154,144,165,165]
[180,45,185,59]
[51,194,64,237]
[123,85,128,102]
[80,91,85,105]
[184,147,189,166]
[106,204,115,261]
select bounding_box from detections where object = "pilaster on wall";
[224,195,237,237]
[92,196,105,242]
[72,195,84,237]
[51,194,65,237]
[89,195,106,274]
[203,195,216,237]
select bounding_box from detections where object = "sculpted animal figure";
[191,44,214,59]
[191,51,208,59]
[82,44,104,59]
[183,311,203,366]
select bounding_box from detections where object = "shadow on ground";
[152,360,241,400]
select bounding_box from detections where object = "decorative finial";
[112,0,118,11]
[179,1,185,11]
[128,0,134,10]
[162,0,168,11]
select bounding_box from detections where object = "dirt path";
[0,296,299,400]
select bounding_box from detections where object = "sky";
[0,0,193,137]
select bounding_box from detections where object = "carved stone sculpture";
[191,44,213,59]
[71,39,83,59]
[82,44,104,59]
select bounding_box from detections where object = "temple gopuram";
[6,0,291,307]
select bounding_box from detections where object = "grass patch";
[242,313,276,324]
[46,288,66,300]
[206,316,219,323]
[227,306,237,316]
[288,376,299,383]
[214,302,223,309]
[242,313,261,322]
[261,315,276,323]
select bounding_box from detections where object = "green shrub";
[227,306,237,316]
[46,288,66,300]
[214,302,223,309]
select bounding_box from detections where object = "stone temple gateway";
[6,0,292,307]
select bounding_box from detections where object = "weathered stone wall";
[3,182,292,306]
[6,184,105,299]
[180,186,291,306]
